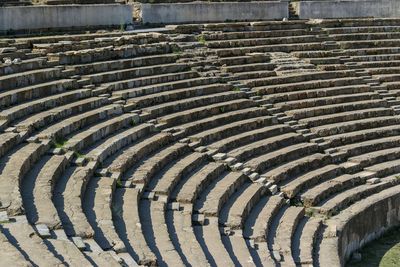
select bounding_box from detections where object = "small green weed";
[197,34,207,45]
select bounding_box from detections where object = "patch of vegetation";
[305,207,318,217]
[130,118,138,126]
[219,106,225,113]
[171,45,182,54]
[74,151,85,158]
[197,34,207,45]
[53,139,67,148]
[116,179,123,188]
[347,227,400,267]
[290,198,303,207]
[119,18,129,32]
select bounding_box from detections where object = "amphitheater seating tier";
[1,18,400,266]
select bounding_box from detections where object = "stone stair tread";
[113,188,157,265]
[171,207,210,266]
[196,172,248,216]
[200,217,236,267]
[0,225,32,267]
[174,162,227,204]
[46,238,93,266]
[1,222,64,266]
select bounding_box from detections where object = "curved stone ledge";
[323,184,400,265]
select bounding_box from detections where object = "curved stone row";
[1,18,400,266]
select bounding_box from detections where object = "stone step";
[24,155,69,229]
[0,225,32,266]
[215,43,324,58]
[336,135,400,159]
[145,201,185,266]
[209,124,292,154]
[54,163,98,238]
[196,172,248,216]
[175,106,270,137]
[171,205,210,266]
[0,88,93,123]
[338,39,400,50]
[228,131,302,163]
[245,142,319,174]
[189,116,275,146]
[225,183,267,229]
[301,174,363,207]
[250,70,358,89]
[51,42,171,65]
[0,142,50,216]
[257,76,367,99]
[281,164,344,199]
[0,132,21,160]
[0,78,77,109]
[33,33,165,54]
[325,25,400,35]
[320,183,400,264]
[207,35,319,49]
[128,83,231,109]
[156,98,255,128]
[130,143,191,186]
[86,63,190,85]
[379,73,400,85]
[35,104,122,141]
[312,115,400,138]
[318,176,400,216]
[73,53,179,76]
[46,238,93,266]
[82,239,122,267]
[174,162,227,204]
[288,99,387,120]
[365,157,400,178]
[222,62,275,73]
[64,113,135,152]
[231,69,277,80]
[348,53,400,63]
[261,153,331,184]
[218,53,270,66]
[227,230,256,266]
[86,123,154,164]
[14,96,109,133]
[300,107,393,128]
[275,91,378,111]
[294,217,323,266]
[0,57,49,76]
[108,132,173,174]
[84,176,126,252]
[151,152,208,196]
[113,188,157,265]
[199,217,236,266]
[341,47,400,58]
[144,91,246,119]
[348,146,400,169]
[0,67,61,91]
[272,206,305,266]
[109,72,205,95]
[1,222,64,266]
